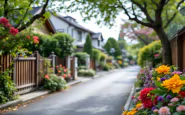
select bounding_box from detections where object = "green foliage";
[92,49,101,62]
[106,56,113,62]
[25,33,75,58]
[0,70,17,104]
[116,56,122,60]
[43,74,66,92]
[78,69,96,77]
[138,40,162,67]
[104,38,122,57]
[100,52,107,62]
[74,52,88,66]
[118,39,127,50]
[100,63,111,71]
[52,33,75,58]
[77,66,87,70]
[83,34,93,58]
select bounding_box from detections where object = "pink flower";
[68,74,71,77]
[4,23,11,28]
[0,17,9,26]
[158,106,170,115]
[170,97,179,103]
[64,69,67,72]
[154,54,160,57]
[44,75,50,79]
[9,27,19,36]
[132,96,135,99]
[56,66,58,68]
[153,109,158,113]
[176,105,185,112]
[168,103,173,106]
[63,74,67,78]
[26,36,30,40]
[172,71,182,75]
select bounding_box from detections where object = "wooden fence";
[0,52,77,95]
[90,60,96,70]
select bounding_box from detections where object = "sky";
[60,11,126,41]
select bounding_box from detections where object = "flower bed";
[123,65,185,115]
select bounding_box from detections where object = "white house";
[48,13,104,52]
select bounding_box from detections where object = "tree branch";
[4,0,9,17]
[117,0,153,28]
[18,0,49,31]
[131,0,154,23]
[151,0,158,7]
[15,0,34,28]
[163,0,185,28]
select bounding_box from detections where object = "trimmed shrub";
[74,52,88,66]
[92,49,101,61]
[78,69,96,77]
[106,56,113,62]
[83,34,93,57]
[137,40,162,67]
[43,74,66,92]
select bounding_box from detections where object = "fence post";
[85,54,90,69]
[13,58,16,86]
[34,51,39,89]
[66,56,71,69]
[74,57,78,80]
[49,52,56,74]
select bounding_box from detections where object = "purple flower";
[160,77,166,82]
[152,106,157,111]
[158,96,164,101]
[172,71,182,75]
[166,95,172,100]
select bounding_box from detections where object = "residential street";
[4,66,140,115]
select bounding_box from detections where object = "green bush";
[78,66,87,70]
[43,74,66,92]
[74,52,88,66]
[78,69,96,77]
[92,49,101,61]
[100,52,107,62]
[137,40,162,67]
[0,70,16,104]
[116,56,122,60]
[107,56,113,62]
[83,34,93,57]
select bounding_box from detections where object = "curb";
[124,85,135,111]
[0,80,82,110]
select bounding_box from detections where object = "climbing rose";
[0,17,9,26]
[9,27,19,36]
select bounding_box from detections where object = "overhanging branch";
[18,0,50,31]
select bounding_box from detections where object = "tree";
[0,0,64,31]
[83,34,93,58]
[119,21,158,45]
[104,37,122,57]
[117,39,127,50]
[64,0,185,65]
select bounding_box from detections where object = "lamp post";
[110,48,115,63]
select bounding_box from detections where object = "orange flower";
[58,70,61,73]
[156,65,170,74]
[44,75,50,79]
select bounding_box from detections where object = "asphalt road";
[4,66,140,115]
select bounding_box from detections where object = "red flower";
[64,69,67,72]
[44,75,50,79]
[140,87,155,108]
[63,74,67,78]
[58,70,61,73]
[33,36,39,44]
[9,27,19,36]
[179,91,185,98]
[56,66,58,68]
[0,17,9,26]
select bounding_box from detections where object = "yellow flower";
[136,103,143,109]
[122,110,128,115]
[157,77,161,81]
[156,65,170,74]
[127,108,137,115]
[161,74,185,93]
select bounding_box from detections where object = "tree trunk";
[154,27,172,65]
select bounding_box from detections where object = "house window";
[98,40,100,46]
[77,31,82,42]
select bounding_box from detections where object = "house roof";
[170,26,185,40]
